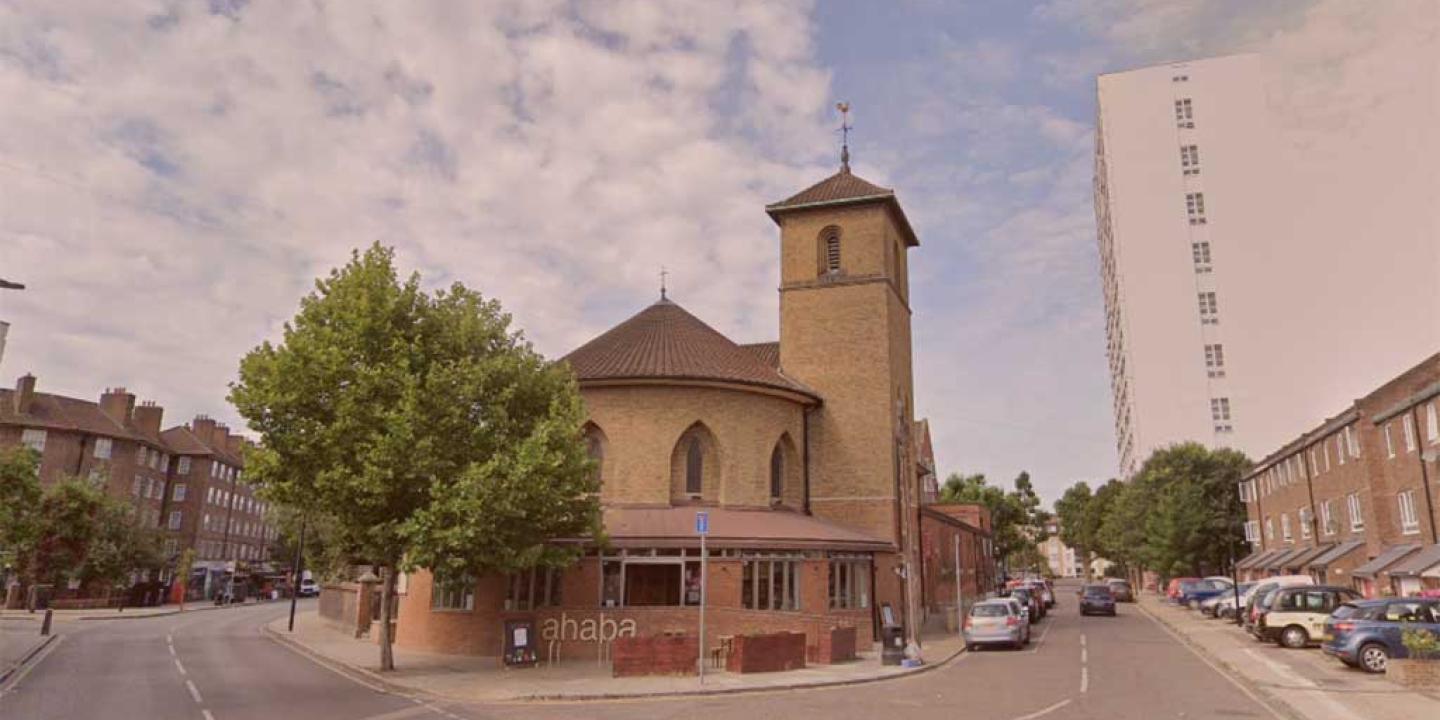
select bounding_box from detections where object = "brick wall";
[612,635,698,677]
[727,631,807,673]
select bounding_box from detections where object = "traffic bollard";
[40,608,53,636]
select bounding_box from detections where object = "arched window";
[583,424,606,489]
[686,437,704,495]
[770,444,784,500]
[819,226,842,275]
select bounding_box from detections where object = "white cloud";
[0,0,834,431]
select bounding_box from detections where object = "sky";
[0,1,1432,507]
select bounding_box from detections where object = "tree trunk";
[379,564,396,672]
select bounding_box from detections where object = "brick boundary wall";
[1388,659,1440,689]
[612,634,699,677]
[811,625,856,664]
[728,631,807,673]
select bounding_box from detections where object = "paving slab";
[264,609,966,703]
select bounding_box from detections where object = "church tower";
[766,153,921,634]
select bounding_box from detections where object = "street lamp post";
[288,518,306,632]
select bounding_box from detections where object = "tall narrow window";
[1399,491,1420,534]
[820,227,842,275]
[1180,144,1200,175]
[1403,414,1417,452]
[1281,513,1292,542]
[1192,241,1212,272]
[1198,292,1218,324]
[769,444,784,500]
[1320,500,1335,536]
[1385,423,1396,458]
[1175,98,1194,128]
[583,425,606,490]
[1204,343,1225,377]
[1346,493,1364,531]
[1211,397,1232,433]
[685,437,703,495]
[1185,192,1207,224]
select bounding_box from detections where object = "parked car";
[1165,577,1201,603]
[1026,580,1055,609]
[298,578,320,597]
[1079,583,1117,616]
[1322,598,1440,673]
[1243,576,1314,636]
[1178,579,1232,609]
[964,598,1031,651]
[1006,587,1044,621]
[1201,582,1255,618]
[1258,585,1361,648]
[1105,579,1135,603]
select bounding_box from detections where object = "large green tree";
[0,447,43,579]
[18,476,162,592]
[1053,481,1094,579]
[938,471,1049,579]
[231,244,602,671]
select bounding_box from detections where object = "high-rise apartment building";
[1095,53,1440,477]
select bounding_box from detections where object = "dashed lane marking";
[202,710,215,720]
[175,658,187,676]
[1080,667,1089,694]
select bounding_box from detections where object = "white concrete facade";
[1096,53,1440,477]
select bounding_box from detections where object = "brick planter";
[728,631,807,673]
[809,625,857,664]
[612,634,698,677]
[1388,658,1440,689]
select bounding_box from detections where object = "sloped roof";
[562,299,818,402]
[739,341,780,368]
[161,425,245,465]
[1352,544,1422,578]
[765,169,918,247]
[0,388,155,445]
[599,506,891,551]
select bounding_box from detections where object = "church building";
[392,159,956,662]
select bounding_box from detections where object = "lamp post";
[0,277,23,368]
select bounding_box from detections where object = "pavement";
[0,579,1295,719]
[266,606,967,701]
[0,600,248,623]
[1137,591,1440,720]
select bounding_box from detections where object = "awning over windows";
[1261,545,1310,571]
[1309,540,1365,569]
[1385,544,1440,578]
[1351,544,1422,579]
[1282,544,1335,571]
[1236,548,1281,570]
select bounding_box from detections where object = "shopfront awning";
[598,506,893,552]
[1261,545,1310,571]
[1309,540,1366,569]
[1282,544,1335,571]
[1351,544,1422,579]
[1385,544,1440,578]
[1236,548,1279,570]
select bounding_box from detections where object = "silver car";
[964,599,1031,651]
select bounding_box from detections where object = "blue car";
[1178,579,1232,609]
[1079,584,1117,616]
[1321,598,1440,673]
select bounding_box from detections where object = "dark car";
[1177,579,1232,609]
[1322,598,1440,673]
[1005,587,1043,622]
[1079,584,1117,616]
[1106,579,1135,603]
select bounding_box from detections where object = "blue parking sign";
[695,511,709,535]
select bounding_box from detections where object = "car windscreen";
[1331,603,1366,620]
[1083,585,1113,597]
[972,604,1010,617]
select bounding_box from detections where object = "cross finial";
[836,101,852,173]
[659,266,669,300]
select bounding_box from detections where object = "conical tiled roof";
[562,299,818,402]
[765,169,918,247]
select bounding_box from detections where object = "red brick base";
[612,635,698,677]
[728,631,807,673]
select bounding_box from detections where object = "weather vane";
[659,265,669,300]
[836,101,852,173]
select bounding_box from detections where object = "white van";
[1245,575,1316,635]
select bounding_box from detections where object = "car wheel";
[1280,626,1309,649]
[1358,643,1389,674]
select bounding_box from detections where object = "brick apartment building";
[1237,353,1440,596]
[0,374,274,602]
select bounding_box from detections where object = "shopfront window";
[829,556,871,610]
[431,572,474,612]
[598,549,707,608]
[742,553,801,611]
[505,568,563,611]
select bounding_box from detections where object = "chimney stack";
[13,374,36,415]
[133,401,164,437]
[99,387,136,424]
[191,415,217,448]
[214,423,230,449]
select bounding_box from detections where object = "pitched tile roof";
[161,425,245,466]
[739,341,780,368]
[765,169,919,247]
[562,299,818,402]
[0,388,153,445]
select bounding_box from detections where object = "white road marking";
[168,644,176,657]
[203,711,215,720]
[167,634,173,645]
[1011,698,1073,720]
[0,635,64,697]
[175,658,187,676]
[186,679,203,704]
[1080,634,1087,647]
[1080,666,1089,693]
[1081,647,1087,664]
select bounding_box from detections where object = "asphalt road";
[0,581,1283,720]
